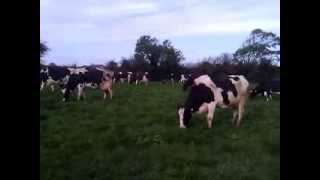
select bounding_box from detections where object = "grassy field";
[40,82,280,180]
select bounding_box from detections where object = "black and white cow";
[40,65,71,92]
[62,66,114,102]
[40,66,49,90]
[250,79,280,101]
[126,72,133,84]
[179,74,188,84]
[178,72,249,128]
[135,72,149,85]
[115,72,126,84]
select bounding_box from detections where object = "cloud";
[40,0,279,64]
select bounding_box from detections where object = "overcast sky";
[40,0,280,65]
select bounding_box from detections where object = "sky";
[40,0,280,65]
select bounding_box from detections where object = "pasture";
[40,82,280,180]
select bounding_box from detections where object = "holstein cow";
[136,72,149,85]
[113,71,124,84]
[126,72,135,84]
[62,66,114,102]
[40,66,49,91]
[40,65,71,92]
[179,74,188,84]
[178,72,249,128]
[250,79,280,101]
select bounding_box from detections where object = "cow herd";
[40,65,280,128]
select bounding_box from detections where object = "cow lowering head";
[178,84,215,128]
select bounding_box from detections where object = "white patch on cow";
[61,88,66,94]
[178,108,186,128]
[193,75,217,92]
[68,67,88,75]
[127,72,132,84]
[50,85,55,92]
[197,103,209,114]
[141,75,148,85]
[179,74,187,83]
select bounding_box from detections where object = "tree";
[158,39,185,74]
[119,57,132,72]
[134,35,161,73]
[234,29,280,65]
[40,41,49,58]
[105,60,118,71]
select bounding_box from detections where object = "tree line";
[41,28,280,84]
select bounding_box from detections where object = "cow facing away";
[178,73,249,128]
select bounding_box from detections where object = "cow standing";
[178,73,249,128]
[62,67,114,102]
[135,72,149,85]
[179,74,188,84]
[40,65,71,92]
[115,72,126,84]
[250,79,280,101]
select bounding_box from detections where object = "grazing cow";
[113,71,126,84]
[250,79,280,101]
[178,73,249,128]
[179,74,188,84]
[40,65,71,92]
[62,66,114,102]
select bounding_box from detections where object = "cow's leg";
[108,88,113,99]
[50,85,55,92]
[103,91,107,100]
[178,108,186,128]
[207,102,216,128]
[40,81,45,91]
[236,97,246,127]
[135,80,138,85]
[232,108,238,125]
[77,84,84,101]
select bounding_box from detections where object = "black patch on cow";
[182,84,214,126]
[182,71,206,91]
[221,91,230,105]
[48,66,70,81]
[63,67,106,101]
[210,73,238,98]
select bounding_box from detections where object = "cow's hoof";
[179,125,187,129]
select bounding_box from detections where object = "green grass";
[40,82,280,180]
